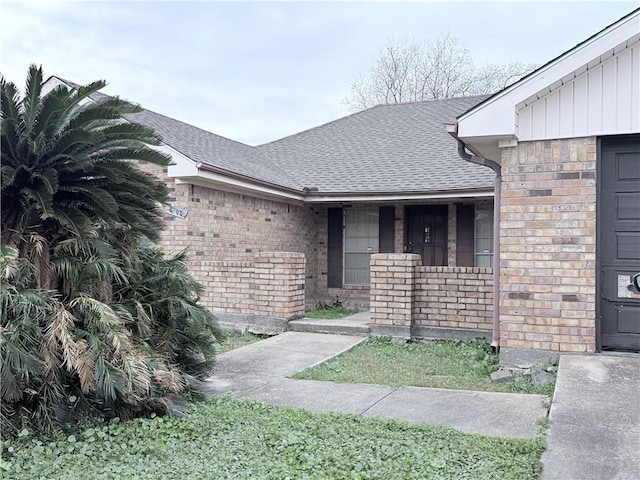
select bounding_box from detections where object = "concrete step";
[288,318,371,336]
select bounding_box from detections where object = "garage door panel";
[617,232,640,259]
[599,136,640,351]
[617,306,640,334]
[617,193,640,219]
[617,152,640,180]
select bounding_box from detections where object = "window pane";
[343,207,380,285]
[474,205,494,267]
[476,238,492,253]
[476,254,493,268]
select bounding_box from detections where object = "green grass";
[294,337,555,396]
[3,397,545,479]
[214,329,266,354]
[304,307,359,319]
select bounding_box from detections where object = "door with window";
[405,206,447,266]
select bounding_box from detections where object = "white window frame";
[474,204,494,267]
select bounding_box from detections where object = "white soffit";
[457,10,640,140]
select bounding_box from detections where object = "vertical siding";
[517,41,639,140]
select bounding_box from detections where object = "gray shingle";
[257,96,495,193]
[124,109,302,191]
[55,76,494,195]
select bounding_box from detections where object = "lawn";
[214,329,266,354]
[304,307,359,319]
[294,337,555,396]
[4,397,545,480]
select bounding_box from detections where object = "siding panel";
[558,82,574,138]
[601,56,617,129]
[546,90,560,138]
[517,40,639,141]
[587,66,603,133]
[616,48,633,131]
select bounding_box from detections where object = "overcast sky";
[1,1,637,145]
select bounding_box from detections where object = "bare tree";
[343,34,537,111]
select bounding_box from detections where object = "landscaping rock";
[531,368,556,386]
[490,368,513,383]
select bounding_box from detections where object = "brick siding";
[370,254,421,327]
[499,138,597,352]
[414,266,493,331]
[191,252,306,320]
[370,254,492,333]
[136,162,319,301]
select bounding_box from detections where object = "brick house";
[452,8,639,354]
[43,8,639,354]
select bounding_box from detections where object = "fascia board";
[458,11,640,139]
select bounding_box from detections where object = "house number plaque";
[618,275,640,300]
[165,205,189,219]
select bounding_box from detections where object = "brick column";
[370,254,421,337]
[500,138,596,352]
[253,252,306,320]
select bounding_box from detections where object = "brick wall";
[414,266,493,331]
[500,138,597,352]
[136,162,319,300]
[370,254,493,335]
[370,254,421,327]
[192,252,306,320]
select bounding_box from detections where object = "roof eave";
[302,187,494,204]
[457,8,640,139]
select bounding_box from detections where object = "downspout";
[447,126,502,353]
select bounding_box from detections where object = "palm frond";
[21,65,44,142]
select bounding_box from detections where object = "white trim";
[458,10,640,140]
[303,190,494,203]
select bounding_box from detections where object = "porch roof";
[257,96,495,194]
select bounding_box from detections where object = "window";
[344,207,379,285]
[474,205,494,267]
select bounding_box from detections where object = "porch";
[314,199,495,309]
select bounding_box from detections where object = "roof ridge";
[257,95,488,148]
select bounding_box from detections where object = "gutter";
[446,125,502,353]
[197,161,304,197]
[194,160,495,204]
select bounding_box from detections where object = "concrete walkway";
[205,331,548,438]
[288,310,371,336]
[542,354,640,480]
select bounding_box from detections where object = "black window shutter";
[378,206,395,253]
[456,204,475,267]
[327,207,343,288]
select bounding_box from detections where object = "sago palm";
[1,65,169,287]
[1,66,221,436]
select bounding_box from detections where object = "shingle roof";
[52,77,302,191]
[123,109,303,191]
[52,76,494,195]
[257,96,495,193]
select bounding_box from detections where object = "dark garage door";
[599,135,640,351]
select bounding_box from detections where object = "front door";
[599,135,640,351]
[405,206,447,266]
